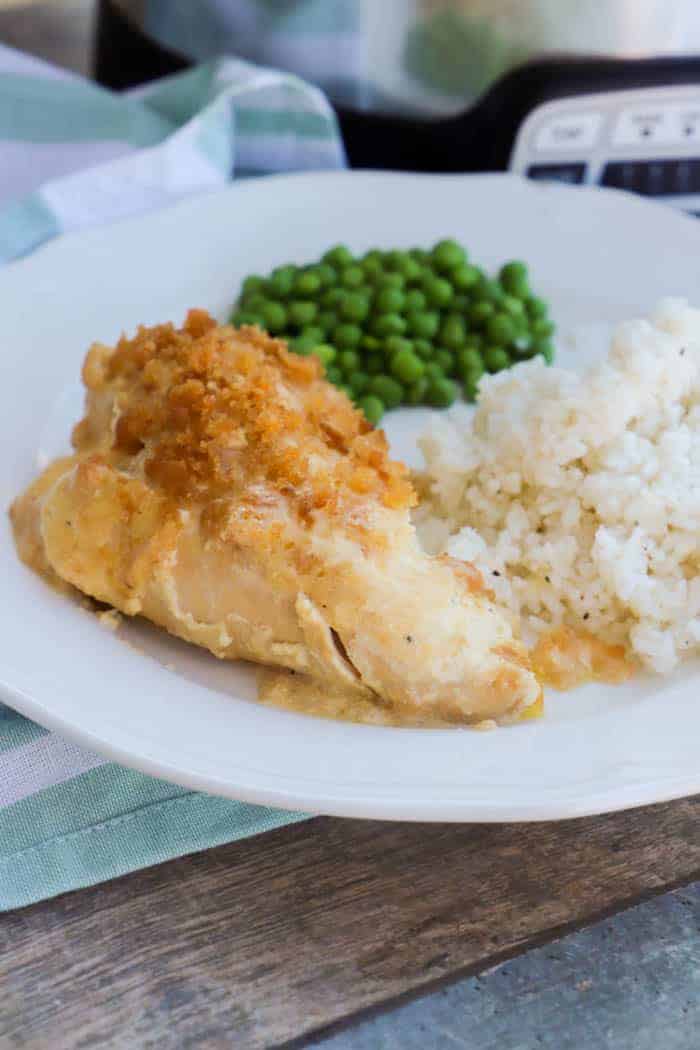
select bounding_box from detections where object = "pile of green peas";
[230,240,554,426]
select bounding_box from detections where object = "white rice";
[415,298,700,673]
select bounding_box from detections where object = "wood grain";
[3,800,700,1049]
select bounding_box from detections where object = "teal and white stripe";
[0,42,343,910]
[0,45,344,264]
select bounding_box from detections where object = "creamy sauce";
[260,626,633,727]
[258,667,476,728]
[258,666,545,727]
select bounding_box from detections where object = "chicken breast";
[11,310,541,725]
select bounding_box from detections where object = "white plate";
[2,172,700,822]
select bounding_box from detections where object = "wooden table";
[4,800,700,1048]
[2,5,699,1048]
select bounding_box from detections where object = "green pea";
[338,349,360,373]
[500,260,528,290]
[440,314,467,349]
[483,346,512,373]
[312,344,336,366]
[348,371,369,396]
[376,288,406,314]
[505,274,530,299]
[246,315,265,329]
[406,311,439,339]
[362,256,383,279]
[337,385,353,399]
[242,275,266,298]
[294,271,321,297]
[358,395,384,426]
[376,273,405,291]
[526,295,548,319]
[386,250,412,272]
[391,350,425,384]
[422,275,454,308]
[230,310,250,326]
[397,256,422,283]
[487,313,517,346]
[362,249,383,267]
[478,278,504,304]
[365,353,384,374]
[450,263,480,290]
[435,348,456,375]
[405,377,429,405]
[410,248,429,263]
[260,301,288,333]
[340,265,365,289]
[315,263,337,287]
[334,323,363,348]
[532,318,555,338]
[291,333,318,354]
[288,300,318,327]
[501,295,526,318]
[340,293,370,322]
[424,362,445,381]
[511,333,533,358]
[316,310,337,334]
[385,251,421,282]
[326,365,343,385]
[457,348,484,378]
[361,335,382,352]
[322,287,347,309]
[323,245,354,268]
[373,313,407,337]
[535,339,555,364]
[469,301,495,327]
[300,325,325,345]
[452,294,470,312]
[427,377,458,408]
[369,375,403,410]
[384,335,413,357]
[244,293,268,313]
[404,289,427,313]
[269,266,297,298]
[432,239,466,271]
[413,338,433,359]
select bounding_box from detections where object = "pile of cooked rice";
[415,299,700,674]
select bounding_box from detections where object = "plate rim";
[3,169,700,823]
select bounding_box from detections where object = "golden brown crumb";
[97,608,122,631]
[76,310,415,520]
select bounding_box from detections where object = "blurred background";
[4,2,700,189]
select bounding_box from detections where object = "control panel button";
[527,163,586,185]
[612,106,677,147]
[677,105,700,144]
[535,112,603,153]
[601,158,700,196]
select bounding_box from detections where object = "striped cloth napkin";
[0,43,345,911]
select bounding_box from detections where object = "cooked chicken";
[11,311,541,724]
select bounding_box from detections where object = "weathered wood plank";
[3,800,700,1049]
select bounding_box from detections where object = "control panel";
[509,85,700,213]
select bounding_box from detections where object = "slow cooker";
[96,0,700,211]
